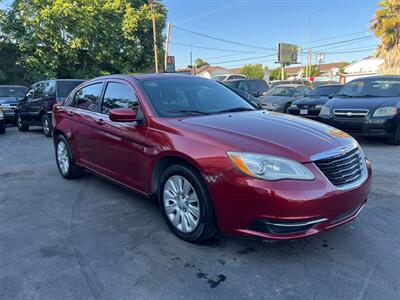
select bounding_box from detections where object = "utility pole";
[190,47,193,75]
[164,23,171,72]
[306,15,310,79]
[149,0,159,73]
[281,63,285,80]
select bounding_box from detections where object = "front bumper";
[288,107,320,119]
[262,103,285,113]
[209,160,372,240]
[319,115,399,137]
[2,110,16,122]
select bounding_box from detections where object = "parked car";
[223,78,269,98]
[270,79,311,88]
[0,85,28,125]
[16,79,85,137]
[259,84,311,112]
[319,76,400,145]
[288,84,343,118]
[313,81,340,88]
[0,108,5,134]
[53,74,371,243]
[228,87,263,109]
[212,74,246,82]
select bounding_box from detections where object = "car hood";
[293,96,330,106]
[0,97,18,105]
[326,96,400,110]
[166,111,356,163]
[258,95,292,104]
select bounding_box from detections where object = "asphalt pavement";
[0,126,399,300]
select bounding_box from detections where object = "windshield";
[139,77,255,117]
[266,86,295,97]
[56,81,85,98]
[0,86,28,97]
[223,81,240,89]
[212,75,228,82]
[309,85,342,97]
[337,79,400,97]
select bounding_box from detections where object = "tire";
[55,134,83,179]
[387,124,400,145]
[159,164,217,243]
[0,126,5,134]
[42,114,52,137]
[284,103,291,114]
[16,113,29,132]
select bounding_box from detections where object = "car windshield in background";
[338,79,400,98]
[212,75,227,81]
[266,86,295,97]
[139,77,255,117]
[56,81,85,98]
[223,80,240,89]
[0,87,27,97]
[309,85,342,97]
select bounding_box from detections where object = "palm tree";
[370,0,400,75]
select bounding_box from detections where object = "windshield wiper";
[216,107,255,113]
[167,109,211,115]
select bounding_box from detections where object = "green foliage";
[370,0,400,75]
[269,67,281,80]
[240,64,265,79]
[194,58,208,68]
[1,0,167,83]
[302,65,320,78]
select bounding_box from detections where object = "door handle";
[96,119,105,125]
[67,111,74,116]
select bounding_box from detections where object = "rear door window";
[102,82,138,114]
[44,81,56,98]
[73,83,103,112]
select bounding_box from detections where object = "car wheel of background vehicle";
[387,124,400,145]
[284,103,291,113]
[55,135,83,179]
[160,164,217,243]
[42,114,52,137]
[0,126,5,134]
[16,113,29,131]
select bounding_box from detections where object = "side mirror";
[328,93,335,99]
[109,108,137,122]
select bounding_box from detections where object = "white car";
[212,74,246,82]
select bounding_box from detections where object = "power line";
[209,53,277,65]
[169,41,275,54]
[311,36,373,50]
[171,25,276,50]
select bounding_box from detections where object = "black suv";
[223,79,270,98]
[16,79,85,136]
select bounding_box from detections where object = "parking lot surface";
[1,126,399,300]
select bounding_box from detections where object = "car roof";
[274,84,305,87]
[350,75,400,82]
[224,78,264,82]
[314,84,342,88]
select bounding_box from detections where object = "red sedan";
[52,74,372,243]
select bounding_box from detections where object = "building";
[340,56,384,83]
[284,62,348,80]
[194,65,229,78]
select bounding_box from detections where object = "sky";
[1,0,381,71]
[163,0,381,70]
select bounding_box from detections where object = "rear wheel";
[55,135,83,179]
[0,125,5,134]
[16,113,29,131]
[42,114,52,137]
[160,164,217,243]
[387,124,400,145]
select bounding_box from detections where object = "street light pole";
[149,0,159,73]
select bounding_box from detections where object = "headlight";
[319,106,330,116]
[372,107,397,117]
[290,104,298,108]
[315,105,324,109]
[227,152,315,181]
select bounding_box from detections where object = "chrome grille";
[333,109,369,119]
[314,147,364,188]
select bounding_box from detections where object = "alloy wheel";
[57,141,70,176]
[163,175,200,233]
[43,118,50,135]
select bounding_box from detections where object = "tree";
[194,58,208,68]
[240,64,265,79]
[269,67,281,81]
[1,0,167,83]
[370,0,400,75]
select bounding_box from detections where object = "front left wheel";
[160,164,217,243]
[387,124,400,145]
[55,135,83,179]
